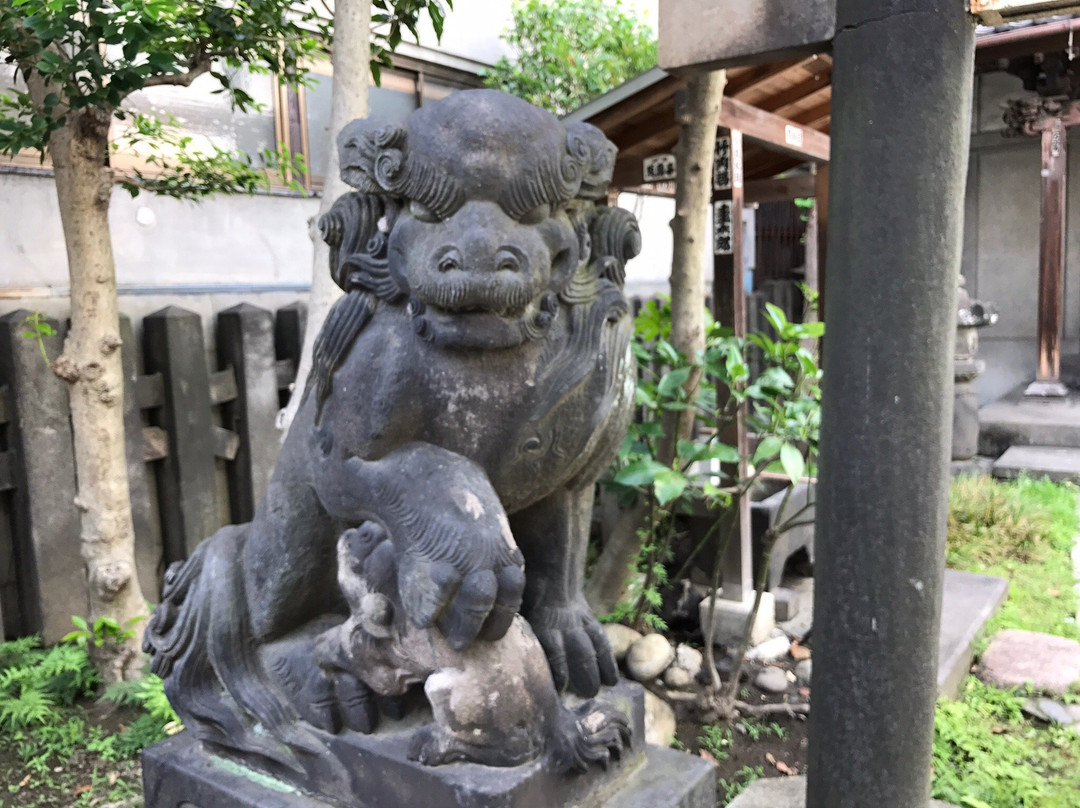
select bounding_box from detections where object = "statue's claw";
[532,603,618,697]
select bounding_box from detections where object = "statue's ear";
[336,119,408,193]
[565,122,617,200]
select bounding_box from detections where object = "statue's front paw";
[531,604,618,697]
[398,541,525,653]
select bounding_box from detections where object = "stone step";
[978,388,1080,456]
[992,445,1080,484]
[938,569,1010,698]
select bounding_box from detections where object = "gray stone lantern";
[953,276,998,461]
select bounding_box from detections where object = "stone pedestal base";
[727,775,958,807]
[143,681,715,808]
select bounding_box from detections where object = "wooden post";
[712,128,753,603]
[815,163,830,329]
[143,306,219,564]
[1026,117,1068,397]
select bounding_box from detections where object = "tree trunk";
[659,71,726,463]
[278,0,372,433]
[49,108,148,682]
[585,71,726,616]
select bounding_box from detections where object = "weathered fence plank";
[0,311,85,641]
[143,306,218,565]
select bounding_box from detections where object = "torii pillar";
[660,1,975,806]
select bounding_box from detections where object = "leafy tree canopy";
[483,0,656,117]
[0,0,448,196]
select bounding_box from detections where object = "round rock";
[795,659,812,685]
[643,689,677,746]
[603,623,643,663]
[626,633,675,682]
[754,666,790,694]
[674,644,703,677]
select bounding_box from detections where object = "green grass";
[932,476,1080,808]
[948,475,1079,641]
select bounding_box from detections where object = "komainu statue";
[142,89,655,805]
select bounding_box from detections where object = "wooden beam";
[791,98,833,127]
[725,59,803,96]
[611,106,679,155]
[745,173,817,203]
[762,76,832,115]
[1027,118,1069,396]
[719,96,830,162]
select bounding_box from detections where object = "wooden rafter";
[725,58,803,96]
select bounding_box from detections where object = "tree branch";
[141,53,212,89]
[735,701,810,717]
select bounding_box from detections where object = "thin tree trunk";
[279,0,372,433]
[658,70,726,463]
[585,71,726,616]
[49,108,147,682]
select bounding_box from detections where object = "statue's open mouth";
[408,292,559,350]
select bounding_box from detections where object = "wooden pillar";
[1026,117,1068,397]
[711,128,752,603]
[815,163,830,328]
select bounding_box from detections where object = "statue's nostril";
[495,249,522,273]
[437,249,462,272]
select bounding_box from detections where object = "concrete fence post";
[0,310,85,641]
[118,314,163,600]
[216,304,279,523]
[143,306,218,565]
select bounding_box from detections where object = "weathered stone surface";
[772,587,799,622]
[979,629,1080,695]
[754,666,789,694]
[938,569,1009,698]
[993,445,1080,484]
[605,623,644,662]
[1022,697,1078,726]
[142,89,644,794]
[643,689,676,747]
[627,634,676,682]
[726,775,958,807]
[700,590,775,647]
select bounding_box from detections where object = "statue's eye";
[518,203,551,225]
[410,200,439,223]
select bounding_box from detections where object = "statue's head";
[334,90,620,348]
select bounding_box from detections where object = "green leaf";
[613,459,669,487]
[653,469,688,505]
[657,366,692,398]
[753,436,783,465]
[780,443,805,484]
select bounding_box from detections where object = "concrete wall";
[963,71,1080,404]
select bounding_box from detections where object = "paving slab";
[938,569,1009,698]
[726,775,957,807]
[992,444,1080,484]
[978,629,1080,695]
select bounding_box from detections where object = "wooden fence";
[0,303,305,642]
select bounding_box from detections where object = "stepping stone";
[726,775,958,806]
[938,569,1009,697]
[978,629,1080,695]
[992,444,1080,484]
